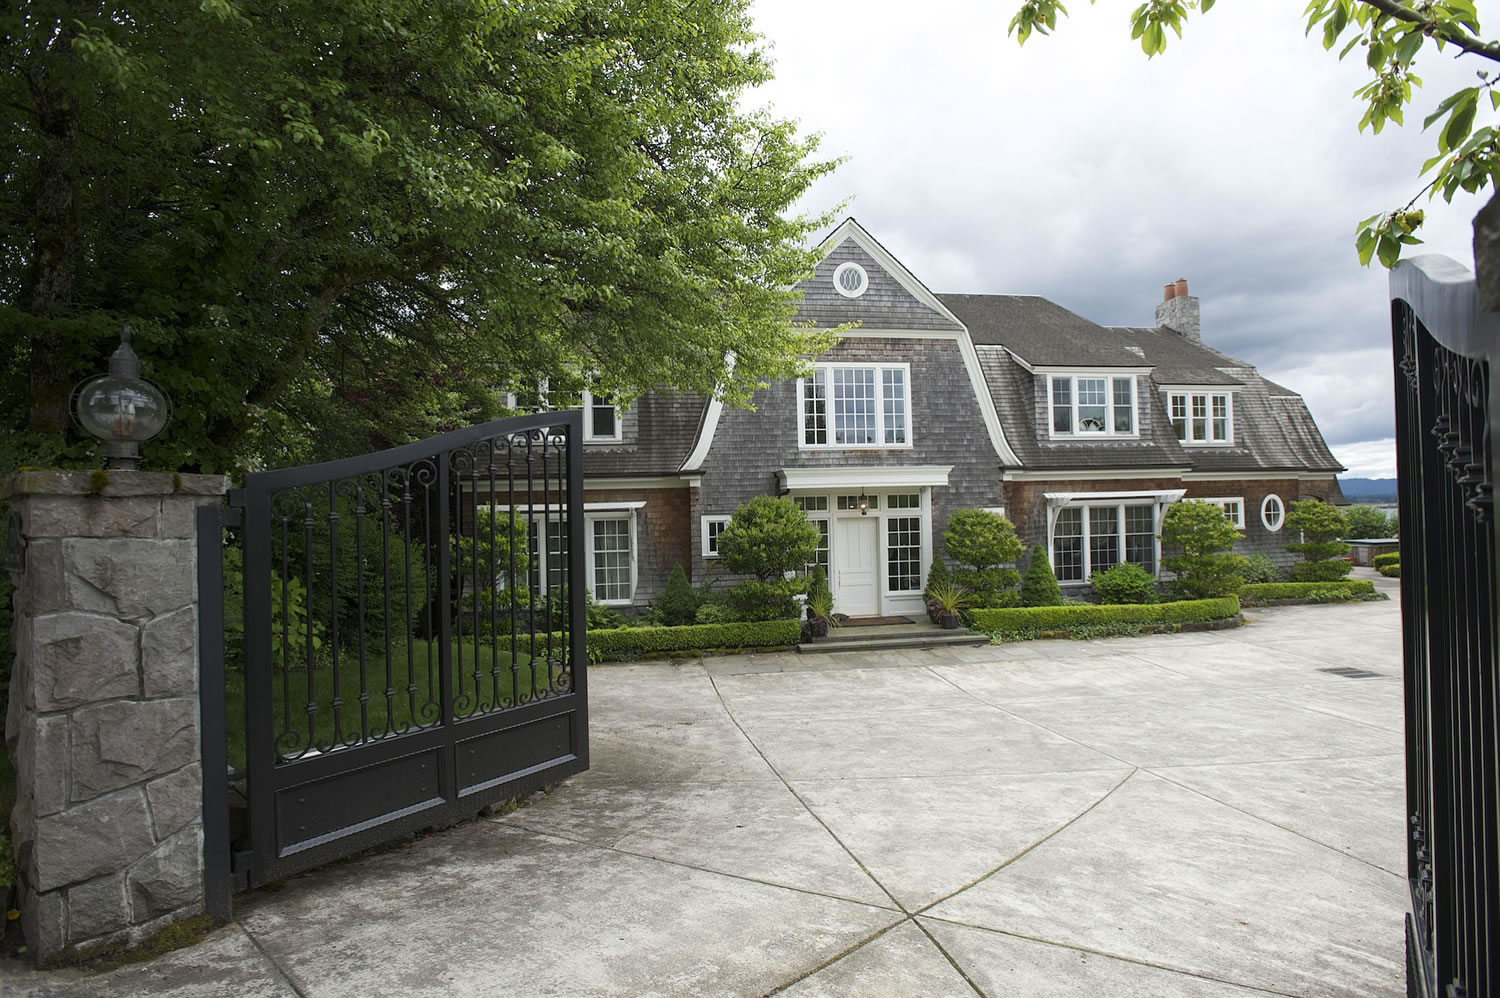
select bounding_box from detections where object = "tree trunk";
[25,41,82,436]
[1474,189,1500,313]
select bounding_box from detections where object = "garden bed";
[1238,580,1384,606]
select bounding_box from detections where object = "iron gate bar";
[196,503,239,924]
[1390,255,1498,998]
[224,411,589,893]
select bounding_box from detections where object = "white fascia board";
[679,353,735,473]
[1157,383,1244,393]
[485,501,647,512]
[1000,468,1188,482]
[818,218,970,330]
[778,465,953,491]
[1043,489,1187,503]
[1005,349,1037,373]
[1034,365,1155,377]
[957,334,1022,466]
[1179,470,1341,481]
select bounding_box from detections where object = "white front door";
[835,516,879,616]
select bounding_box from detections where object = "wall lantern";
[71,325,172,471]
[858,490,869,515]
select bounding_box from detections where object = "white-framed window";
[502,378,622,443]
[514,508,637,605]
[1048,374,1137,436]
[1168,391,1232,444]
[1199,497,1246,529]
[1051,502,1157,583]
[886,514,922,593]
[701,515,730,558]
[832,261,869,298]
[1261,494,1285,532]
[799,363,912,449]
[793,496,830,574]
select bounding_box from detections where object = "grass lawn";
[224,635,573,770]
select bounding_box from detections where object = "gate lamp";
[72,325,172,471]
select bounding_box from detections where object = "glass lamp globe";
[72,326,172,469]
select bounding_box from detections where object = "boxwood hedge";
[968,596,1239,633]
[587,620,801,660]
[1372,552,1401,569]
[1239,580,1375,602]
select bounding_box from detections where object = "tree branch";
[1358,0,1500,64]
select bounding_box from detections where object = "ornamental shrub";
[726,578,803,621]
[953,568,1022,608]
[969,596,1240,633]
[1019,544,1064,607]
[717,496,820,583]
[1161,500,1245,599]
[588,619,802,660]
[923,557,952,597]
[1378,561,1402,578]
[806,565,833,619]
[943,509,1023,574]
[1089,562,1157,604]
[657,563,701,626]
[1372,552,1401,569]
[1241,552,1279,585]
[1342,505,1391,539]
[1284,499,1352,581]
[695,602,741,625]
[1239,580,1376,601]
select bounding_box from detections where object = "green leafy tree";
[1020,543,1065,607]
[1285,499,1355,581]
[1,0,841,475]
[1007,0,1500,272]
[716,496,820,583]
[1343,505,1392,538]
[1161,499,1246,598]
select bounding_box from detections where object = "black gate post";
[196,503,235,924]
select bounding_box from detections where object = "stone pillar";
[2,470,229,961]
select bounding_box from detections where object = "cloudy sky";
[747,0,1490,479]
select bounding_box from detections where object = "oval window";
[1261,494,1285,532]
[833,262,868,298]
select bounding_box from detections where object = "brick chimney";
[1155,277,1200,343]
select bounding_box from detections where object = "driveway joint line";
[235,919,311,998]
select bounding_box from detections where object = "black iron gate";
[1390,256,1496,998]
[198,412,588,917]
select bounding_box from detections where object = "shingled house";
[548,218,1343,615]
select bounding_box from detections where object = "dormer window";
[1048,375,1136,437]
[1168,391,1232,444]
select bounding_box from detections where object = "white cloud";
[748,0,1490,463]
[1332,439,1398,480]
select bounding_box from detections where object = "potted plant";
[927,582,969,629]
[804,566,834,639]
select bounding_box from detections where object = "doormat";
[834,615,915,627]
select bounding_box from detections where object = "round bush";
[1089,563,1158,604]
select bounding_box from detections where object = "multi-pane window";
[801,364,912,448]
[506,377,621,442]
[525,518,567,594]
[1261,494,1285,532]
[887,516,922,593]
[1198,498,1246,529]
[1168,392,1232,443]
[1053,507,1084,582]
[586,390,618,441]
[888,493,920,509]
[702,516,730,557]
[592,518,631,602]
[1051,503,1157,582]
[794,497,830,574]
[1049,375,1137,436]
[836,494,878,511]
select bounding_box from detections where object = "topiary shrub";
[1284,499,1353,581]
[805,565,833,618]
[1020,544,1064,607]
[1241,552,1279,585]
[1378,561,1401,578]
[1161,500,1245,598]
[726,578,803,621]
[943,509,1022,591]
[923,557,952,597]
[1090,562,1158,604]
[1239,580,1377,603]
[717,496,820,582]
[1372,551,1401,569]
[970,596,1240,633]
[657,563,701,626]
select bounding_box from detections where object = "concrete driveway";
[9,583,1407,997]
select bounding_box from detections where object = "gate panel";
[209,412,588,893]
[1390,257,1497,998]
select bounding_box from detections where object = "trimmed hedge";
[1372,552,1401,570]
[1378,563,1401,578]
[969,596,1240,633]
[1239,580,1375,601]
[587,620,801,660]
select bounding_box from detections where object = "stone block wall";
[3,470,227,961]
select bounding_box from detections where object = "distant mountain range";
[1339,477,1398,503]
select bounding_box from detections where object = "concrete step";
[797,625,989,654]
